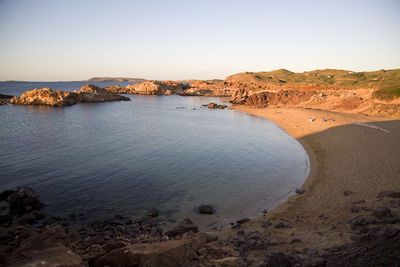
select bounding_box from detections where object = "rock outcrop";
[74,84,130,102]
[9,88,78,107]
[124,81,185,95]
[9,85,130,107]
[230,89,316,107]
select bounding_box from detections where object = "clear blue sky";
[0,0,399,81]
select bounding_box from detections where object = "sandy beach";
[230,106,400,252]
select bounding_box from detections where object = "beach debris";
[148,208,159,217]
[198,204,214,214]
[377,190,400,198]
[321,118,327,122]
[295,189,305,195]
[353,122,391,134]
[308,118,315,122]
[343,190,353,196]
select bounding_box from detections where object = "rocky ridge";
[8,84,130,107]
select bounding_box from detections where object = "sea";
[0,81,309,231]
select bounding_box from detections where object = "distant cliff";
[87,77,146,82]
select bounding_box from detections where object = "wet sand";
[229,106,400,251]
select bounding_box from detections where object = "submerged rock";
[198,204,214,214]
[148,208,159,217]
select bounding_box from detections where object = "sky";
[0,0,399,81]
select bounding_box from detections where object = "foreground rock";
[9,85,130,107]
[92,232,207,267]
[166,218,198,237]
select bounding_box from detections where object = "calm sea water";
[0,82,309,231]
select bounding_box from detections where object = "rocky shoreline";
[1,185,399,266]
[2,77,399,118]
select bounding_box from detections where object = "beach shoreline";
[228,106,400,252]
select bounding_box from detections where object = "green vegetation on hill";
[372,85,400,100]
[225,69,400,88]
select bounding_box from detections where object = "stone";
[295,189,305,194]
[148,208,159,217]
[265,252,293,267]
[92,233,206,267]
[372,206,393,220]
[351,200,366,205]
[0,189,15,201]
[343,190,353,196]
[260,221,272,228]
[165,218,198,237]
[377,190,400,198]
[274,222,292,228]
[7,243,83,266]
[7,186,44,214]
[198,204,214,214]
[351,206,360,213]
[236,217,250,224]
[348,215,376,229]
[16,210,45,225]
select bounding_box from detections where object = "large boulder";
[7,186,44,214]
[75,84,130,102]
[9,88,78,107]
[165,218,198,237]
[91,232,207,267]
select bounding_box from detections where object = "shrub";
[373,85,400,100]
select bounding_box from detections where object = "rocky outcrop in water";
[74,84,130,102]
[9,88,78,107]
[124,81,185,95]
[9,85,130,107]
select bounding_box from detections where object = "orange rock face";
[9,88,78,107]
[124,81,185,95]
[9,85,130,107]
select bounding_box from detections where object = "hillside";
[225,69,400,88]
